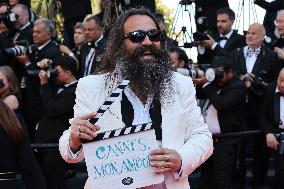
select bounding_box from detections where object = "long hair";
[0,66,20,100]
[95,7,165,74]
[0,101,23,144]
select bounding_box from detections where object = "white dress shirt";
[243,46,261,73]
[275,87,284,129]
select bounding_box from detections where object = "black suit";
[0,23,34,77]
[78,37,106,78]
[35,81,77,189]
[197,30,245,65]
[255,0,284,41]
[60,0,92,48]
[0,117,46,189]
[258,82,284,189]
[197,77,247,189]
[22,41,61,141]
[230,45,282,187]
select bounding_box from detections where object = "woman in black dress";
[0,101,46,189]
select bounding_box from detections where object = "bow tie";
[218,36,228,41]
[247,48,260,57]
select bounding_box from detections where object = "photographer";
[197,7,245,65]
[259,68,284,189]
[194,56,247,189]
[18,18,60,140]
[34,55,77,189]
[230,23,282,188]
[0,4,33,77]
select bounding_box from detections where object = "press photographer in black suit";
[194,56,247,189]
[230,23,282,188]
[78,16,105,78]
[259,68,284,189]
[17,18,61,140]
[272,10,284,63]
[34,55,78,189]
[0,4,33,77]
[197,8,245,65]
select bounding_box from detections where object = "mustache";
[132,45,162,59]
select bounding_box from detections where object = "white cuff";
[67,142,83,159]
[211,42,218,50]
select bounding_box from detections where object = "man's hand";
[266,133,279,151]
[16,55,30,65]
[37,58,52,69]
[60,45,72,54]
[240,73,255,88]
[150,148,182,174]
[192,75,207,86]
[69,113,100,153]
[0,4,9,14]
[198,34,216,48]
[38,70,48,85]
[274,47,284,60]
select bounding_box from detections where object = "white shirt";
[84,35,104,76]
[211,29,234,49]
[243,46,260,73]
[275,87,284,129]
[38,40,51,51]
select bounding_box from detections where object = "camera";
[0,79,4,88]
[4,40,38,57]
[26,67,58,78]
[243,71,267,96]
[176,68,204,79]
[274,132,284,156]
[193,32,209,41]
[0,12,18,22]
[205,68,224,82]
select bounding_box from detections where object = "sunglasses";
[124,29,162,43]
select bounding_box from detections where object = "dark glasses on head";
[124,29,162,43]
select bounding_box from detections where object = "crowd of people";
[0,0,284,189]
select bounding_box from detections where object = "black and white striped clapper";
[89,78,130,125]
[82,123,153,143]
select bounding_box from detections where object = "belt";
[0,171,17,181]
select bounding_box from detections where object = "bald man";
[259,68,284,189]
[230,23,282,188]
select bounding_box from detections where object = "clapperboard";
[82,78,164,189]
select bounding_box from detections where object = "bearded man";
[59,8,213,189]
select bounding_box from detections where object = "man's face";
[277,70,284,93]
[12,7,28,30]
[33,23,51,46]
[9,0,19,6]
[214,67,229,87]
[217,14,234,35]
[276,13,284,36]
[84,20,101,43]
[55,65,68,85]
[169,51,184,69]
[246,25,264,48]
[74,28,85,47]
[123,15,161,63]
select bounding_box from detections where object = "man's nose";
[142,35,152,45]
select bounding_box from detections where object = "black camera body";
[0,12,17,22]
[244,71,267,96]
[26,68,58,78]
[0,79,4,88]
[193,32,209,41]
[274,132,284,156]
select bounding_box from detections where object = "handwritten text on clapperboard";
[83,129,164,189]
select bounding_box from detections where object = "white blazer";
[59,72,213,189]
